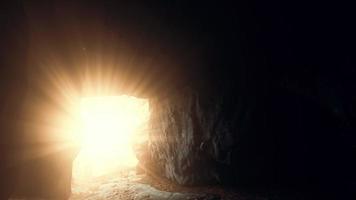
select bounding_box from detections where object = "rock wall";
[146,87,250,185]
[148,89,218,185]
[144,85,355,197]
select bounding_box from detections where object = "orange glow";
[72,95,149,181]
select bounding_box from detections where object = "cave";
[1,1,355,200]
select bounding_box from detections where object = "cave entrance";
[72,95,149,186]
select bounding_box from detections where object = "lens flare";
[72,95,149,181]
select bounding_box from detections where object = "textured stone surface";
[147,88,242,185]
[144,85,355,196]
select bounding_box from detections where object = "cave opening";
[71,95,149,190]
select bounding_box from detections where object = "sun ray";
[72,95,149,181]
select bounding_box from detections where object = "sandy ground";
[11,169,297,200]
[70,169,227,200]
[69,169,308,200]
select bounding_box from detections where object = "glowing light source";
[72,95,149,181]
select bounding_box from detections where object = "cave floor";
[69,169,245,200]
[9,169,303,200]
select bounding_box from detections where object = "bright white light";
[72,95,149,181]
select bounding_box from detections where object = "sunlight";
[73,95,149,181]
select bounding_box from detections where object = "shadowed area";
[0,0,355,200]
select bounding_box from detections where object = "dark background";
[0,0,355,199]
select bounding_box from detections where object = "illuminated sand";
[70,170,221,200]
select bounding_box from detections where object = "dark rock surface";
[148,88,240,185]
[145,84,355,198]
